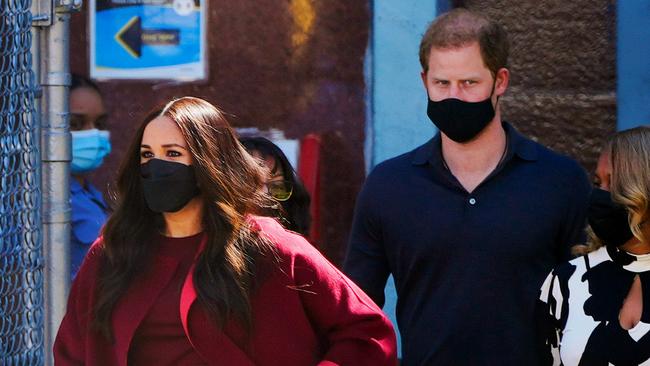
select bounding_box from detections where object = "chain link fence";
[1,0,44,363]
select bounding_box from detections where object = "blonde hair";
[574,126,650,255]
[610,126,650,244]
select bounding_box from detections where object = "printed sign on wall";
[90,0,206,80]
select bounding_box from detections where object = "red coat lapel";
[180,253,255,366]
[111,255,179,366]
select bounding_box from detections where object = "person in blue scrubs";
[69,75,111,277]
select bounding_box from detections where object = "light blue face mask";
[71,129,111,174]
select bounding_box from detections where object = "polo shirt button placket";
[469,197,476,205]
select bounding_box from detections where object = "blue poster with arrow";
[90,0,206,80]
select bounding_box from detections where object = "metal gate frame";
[32,0,81,364]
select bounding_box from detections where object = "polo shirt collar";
[411,121,538,166]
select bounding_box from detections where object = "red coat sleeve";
[286,234,398,366]
[53,240,103,365]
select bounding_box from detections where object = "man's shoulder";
[517,134,586,179]
[368,140,432,179]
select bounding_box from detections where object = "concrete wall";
[369,1,437,167]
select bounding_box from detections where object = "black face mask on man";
[426,79,497,143]
[587,188,634,248]
[140,159,200,213]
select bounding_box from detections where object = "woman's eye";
[140,151,153,158]
[167,151,181,157]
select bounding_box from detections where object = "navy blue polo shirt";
[344,123,591,366]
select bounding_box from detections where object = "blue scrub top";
[70,178,108,278]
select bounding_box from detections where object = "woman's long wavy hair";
[574,126,650,255]
[94,97,274,339]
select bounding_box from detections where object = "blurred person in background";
[240,136,311,237]
[54,97,397,365]
[538,126,650,365]
[69,74,111,278]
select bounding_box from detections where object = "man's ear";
[420,70,428,90]
[495,68,510,96]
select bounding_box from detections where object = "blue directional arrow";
[115,16,180,58]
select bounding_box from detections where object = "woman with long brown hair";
[54,97,397,365]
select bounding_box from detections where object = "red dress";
[128,232,206,365]
[54,216,398,366]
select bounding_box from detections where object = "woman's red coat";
[54,216,397,365]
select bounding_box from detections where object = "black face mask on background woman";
[140,159,200,213]
[426,80,497,143]
[587,188,634,248]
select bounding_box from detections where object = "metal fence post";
[33,0,81,363]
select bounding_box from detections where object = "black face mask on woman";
[587,188,634,248]
[426,81,497,143]
[140,159,200,213]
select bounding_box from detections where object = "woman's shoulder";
[566,247,612,273]
[545,247,611,285]
[86,236,107,258]
[247,215,320,259]
[74,237,107,279]
[248,215,305,243]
